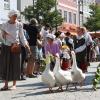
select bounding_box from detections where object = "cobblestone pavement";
[0,62,100,100]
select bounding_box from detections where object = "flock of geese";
[41,51,86,92]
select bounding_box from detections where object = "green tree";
[22,6,34,20]
[84,4,100,32]
[22,0,63,28]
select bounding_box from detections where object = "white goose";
[53,54,72,90]
[71,51,86,84]
[41,53,56,91]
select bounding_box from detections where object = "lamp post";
[78,0,80,26]
[78,0,83,26]
[32,0,35,18]
[55,0,57,32]
[81,0,83,25]
[33,0,35,9]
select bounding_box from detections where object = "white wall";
[10,0,17,10]
[17,0,33,22]
[18,0,33,12]
[0,0,17,24]
[0,0,6,24]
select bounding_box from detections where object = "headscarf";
[46,34,55,40]
[8,10,20,18]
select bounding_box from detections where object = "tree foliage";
[84,4,100,31]
[93,63,100,90]
[22,0,63,28]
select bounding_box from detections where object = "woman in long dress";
[73,27,89,73]
[0,10,31,90]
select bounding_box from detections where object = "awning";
[89,31,100,38]
[58,22,77,35]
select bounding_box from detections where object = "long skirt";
[76,49,88,73]
[0,44,21,81]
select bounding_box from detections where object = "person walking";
[45,34,60,71]
[73,27,92,73]
[83,27,93,66]
[0,10,31,90]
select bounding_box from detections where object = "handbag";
[11,43,21,54]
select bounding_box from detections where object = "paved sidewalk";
[0,62,100,100]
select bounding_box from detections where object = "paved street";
[0,62,100,100]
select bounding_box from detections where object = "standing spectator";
[36,36,43,74]
[94,38,100,61]
[40,24,50,57]
[65,32,74,50]
[90,42,97,62]
[23,18,40,77]
[95,44,100,61]
[59,32,66,46]
[40,24,50,44]
[20,30,29,80]
[0,10,31,90]
[19,19,29,80]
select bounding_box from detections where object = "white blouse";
[1,20,27,46]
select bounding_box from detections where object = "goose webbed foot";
[92,86,96,91]
[49,87,53,93]
[75,85,77,90]
[66,84,69,90]
[73,82,78,90]
[56,86,63,92]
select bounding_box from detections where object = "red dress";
[61,58,69,70]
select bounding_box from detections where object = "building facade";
[78,0,95,26]
[17,0,33,12]
[0,0,17,24]
[58,0,78,25]
[17,0,38,22]
[95,0,100,4]
[57,0,78,33]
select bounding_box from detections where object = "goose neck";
[45,63,51,72]
[44,55,51,72]
[54,57,61,72]
[72,53,77,69]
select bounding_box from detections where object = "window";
[4,3,10,10]
[73,13,76,24]
[4,0,10,10]
[64,11,67,22]
[68,12,72,23]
